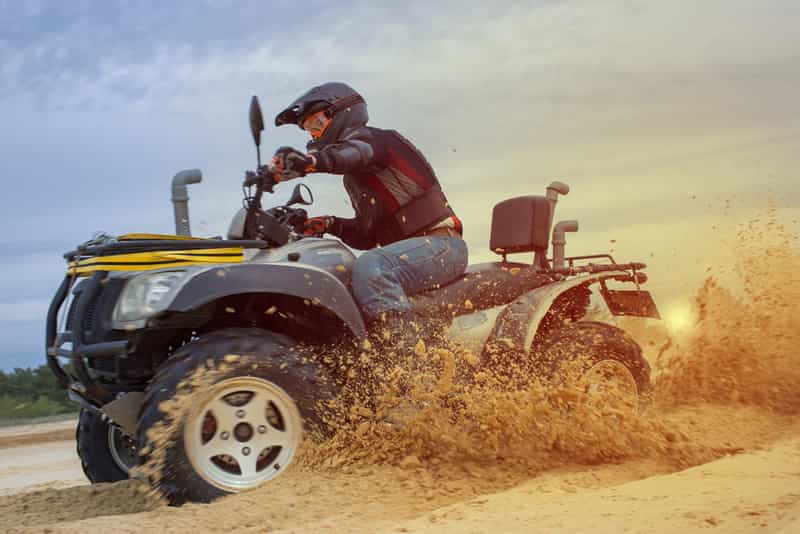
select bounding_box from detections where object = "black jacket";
[312,126,460,249]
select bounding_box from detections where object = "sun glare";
[665,305,694,332]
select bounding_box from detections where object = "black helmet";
[275,82,368,150]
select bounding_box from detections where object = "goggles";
[300,109,332,139]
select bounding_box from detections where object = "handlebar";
[242,167,323,241]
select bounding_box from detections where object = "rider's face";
[301,109,332,139]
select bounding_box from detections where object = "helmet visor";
[300,109,332,139]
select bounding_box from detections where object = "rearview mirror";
[249,95,265,147]
[287,183,313,206]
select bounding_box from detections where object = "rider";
[265,82,467,344]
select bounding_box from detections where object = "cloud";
[0,297,50,323]
[1,0,799,369]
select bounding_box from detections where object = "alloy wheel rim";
[184,376,302,492]
[581,359,639,413]
[107,424,138,474]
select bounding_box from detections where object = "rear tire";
[136,328,336,504]
[534,321,651,396]
[76,408,137,483]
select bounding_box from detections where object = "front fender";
[485,271,633,354]
[166,263,367,339]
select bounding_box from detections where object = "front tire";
[136,328,336,504]
[76,408,138,483]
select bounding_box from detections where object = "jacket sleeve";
[311,129,386,175]
[328,216,378,250]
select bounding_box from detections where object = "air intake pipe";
[171,169,203,236]
[545,181,570,232]
[543,181,570,268]
[552,220,579,269]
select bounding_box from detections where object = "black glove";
[269,146,315,182]
[243,165,277,191]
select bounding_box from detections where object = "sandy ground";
[0,419,85,497]
[0,419,75,448]
[1,406,798,533]
[387,436,800,534]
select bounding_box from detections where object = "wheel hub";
[234,422,254,442]
[184,376,302,492]
[107,425,138,474]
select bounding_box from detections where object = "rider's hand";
[269,146,316,182]
[302,215,334,236]
[243,165,277,190]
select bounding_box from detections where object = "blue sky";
[1,0,798,370]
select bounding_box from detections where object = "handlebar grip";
[243,166,277,191]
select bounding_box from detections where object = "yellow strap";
[67,247,244,276]
[69,260,209,275]
[70,248,244,266]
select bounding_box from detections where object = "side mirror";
[287,183,314,206]
[249,95,265,147]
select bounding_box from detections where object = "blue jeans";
[352,236,469,321]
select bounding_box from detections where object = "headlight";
[113,271,187,324]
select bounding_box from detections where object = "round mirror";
[287,183,314,206]
[249,95,265,147]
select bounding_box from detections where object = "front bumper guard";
[46,271,127,404]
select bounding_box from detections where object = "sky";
[1,0,798,370]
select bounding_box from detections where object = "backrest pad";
[489,196,551,255]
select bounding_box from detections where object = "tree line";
[0,365,76,420]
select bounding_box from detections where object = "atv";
[45,96,660,503]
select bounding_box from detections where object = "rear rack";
[562,253,617,267]
[543,252,646,281]
[551,260,646,277]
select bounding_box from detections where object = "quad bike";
[45,96,660,503]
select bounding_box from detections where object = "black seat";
[409,262,552,318]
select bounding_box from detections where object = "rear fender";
[483,271,644,354]
[166,263,367,339]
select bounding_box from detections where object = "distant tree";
[0,364,75,420]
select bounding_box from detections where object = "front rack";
[64,238,268,261]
